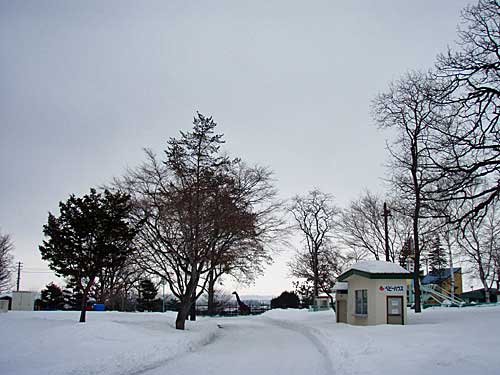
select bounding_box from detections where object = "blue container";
[93,303,105,311]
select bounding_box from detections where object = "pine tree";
[271,291,300,309]
[64,277,85,310]
[39,189,137,322]
[41,282,65,310]
[137,279,158,312]
[399,235,414,269]
[293,280,314,307]
[428,234,447,273]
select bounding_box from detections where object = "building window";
[355,289,367,315]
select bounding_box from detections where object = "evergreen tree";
[41,282,65,310]
[39,188,137,323]
[64,277,85,310]
[293,280,314,307]
[399,235,414,269]
[271,291,300,309]
[165,297,181,311]
[428,234,447,272]
[137,279,158,312]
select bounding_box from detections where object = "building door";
[386,296,404,325]
[336,300,347,323]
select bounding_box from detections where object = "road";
[143,316,334,375]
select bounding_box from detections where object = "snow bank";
[261,308,335,323]
[0,311,219,375]
[2,305,499,375]
[262,306,500,375]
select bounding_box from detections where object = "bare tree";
[115,114,284,329]
[288,189,341,298]
[372,71,445,313]
[0,230,14,293]
[200,288,233,315]
[340,191,412,263]
[431,0,500,224]
[93,258,146,310]
[116,147,216,328]
[289,241,346,308]
[456,198,500,302]
[204,162,286,316]
[493,245,500,291]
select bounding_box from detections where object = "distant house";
[313,295,332,311]
[420,268,464,306]
[0,294,12,310]
[460,288,499,304]
[11,291,38,311]
[421,268,462,295]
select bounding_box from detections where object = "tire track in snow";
[261,316,335,375]
[122,327,221,375]
[133,316,334,375]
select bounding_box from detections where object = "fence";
[194,302,271,316]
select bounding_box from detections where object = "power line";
[10,263,56,291]
[23,268,53,272]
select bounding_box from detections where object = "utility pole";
[383,202,391,262]
[16,261,23,291]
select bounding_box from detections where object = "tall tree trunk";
[313,247,319,298]
[411,140,422,314]
[479,267,491,303]
[412,198,422,313]
[327,293,335,315]
[79,276,95,323]
[484,287,491,303]
[121,289,125,312]
[189,297,196,320]
[176,280,198,329]
[99,271,105,303]
[187,269,199,323]
[446,231,455,301]
[207,270,215,316]
[175,301,191,330]
[189,289,197,321]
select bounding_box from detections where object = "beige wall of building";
[346,275,408,326]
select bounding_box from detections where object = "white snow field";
[1,305,499,375]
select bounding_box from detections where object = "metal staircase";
[421,284,466,307]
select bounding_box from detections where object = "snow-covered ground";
[1,305,499,375]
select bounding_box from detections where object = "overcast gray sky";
[1,0,473,295]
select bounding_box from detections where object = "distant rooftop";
[338,260,411,281]
[351,260,410,274]
[421,267,461,285]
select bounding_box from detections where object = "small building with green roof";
[336,260,412,326]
